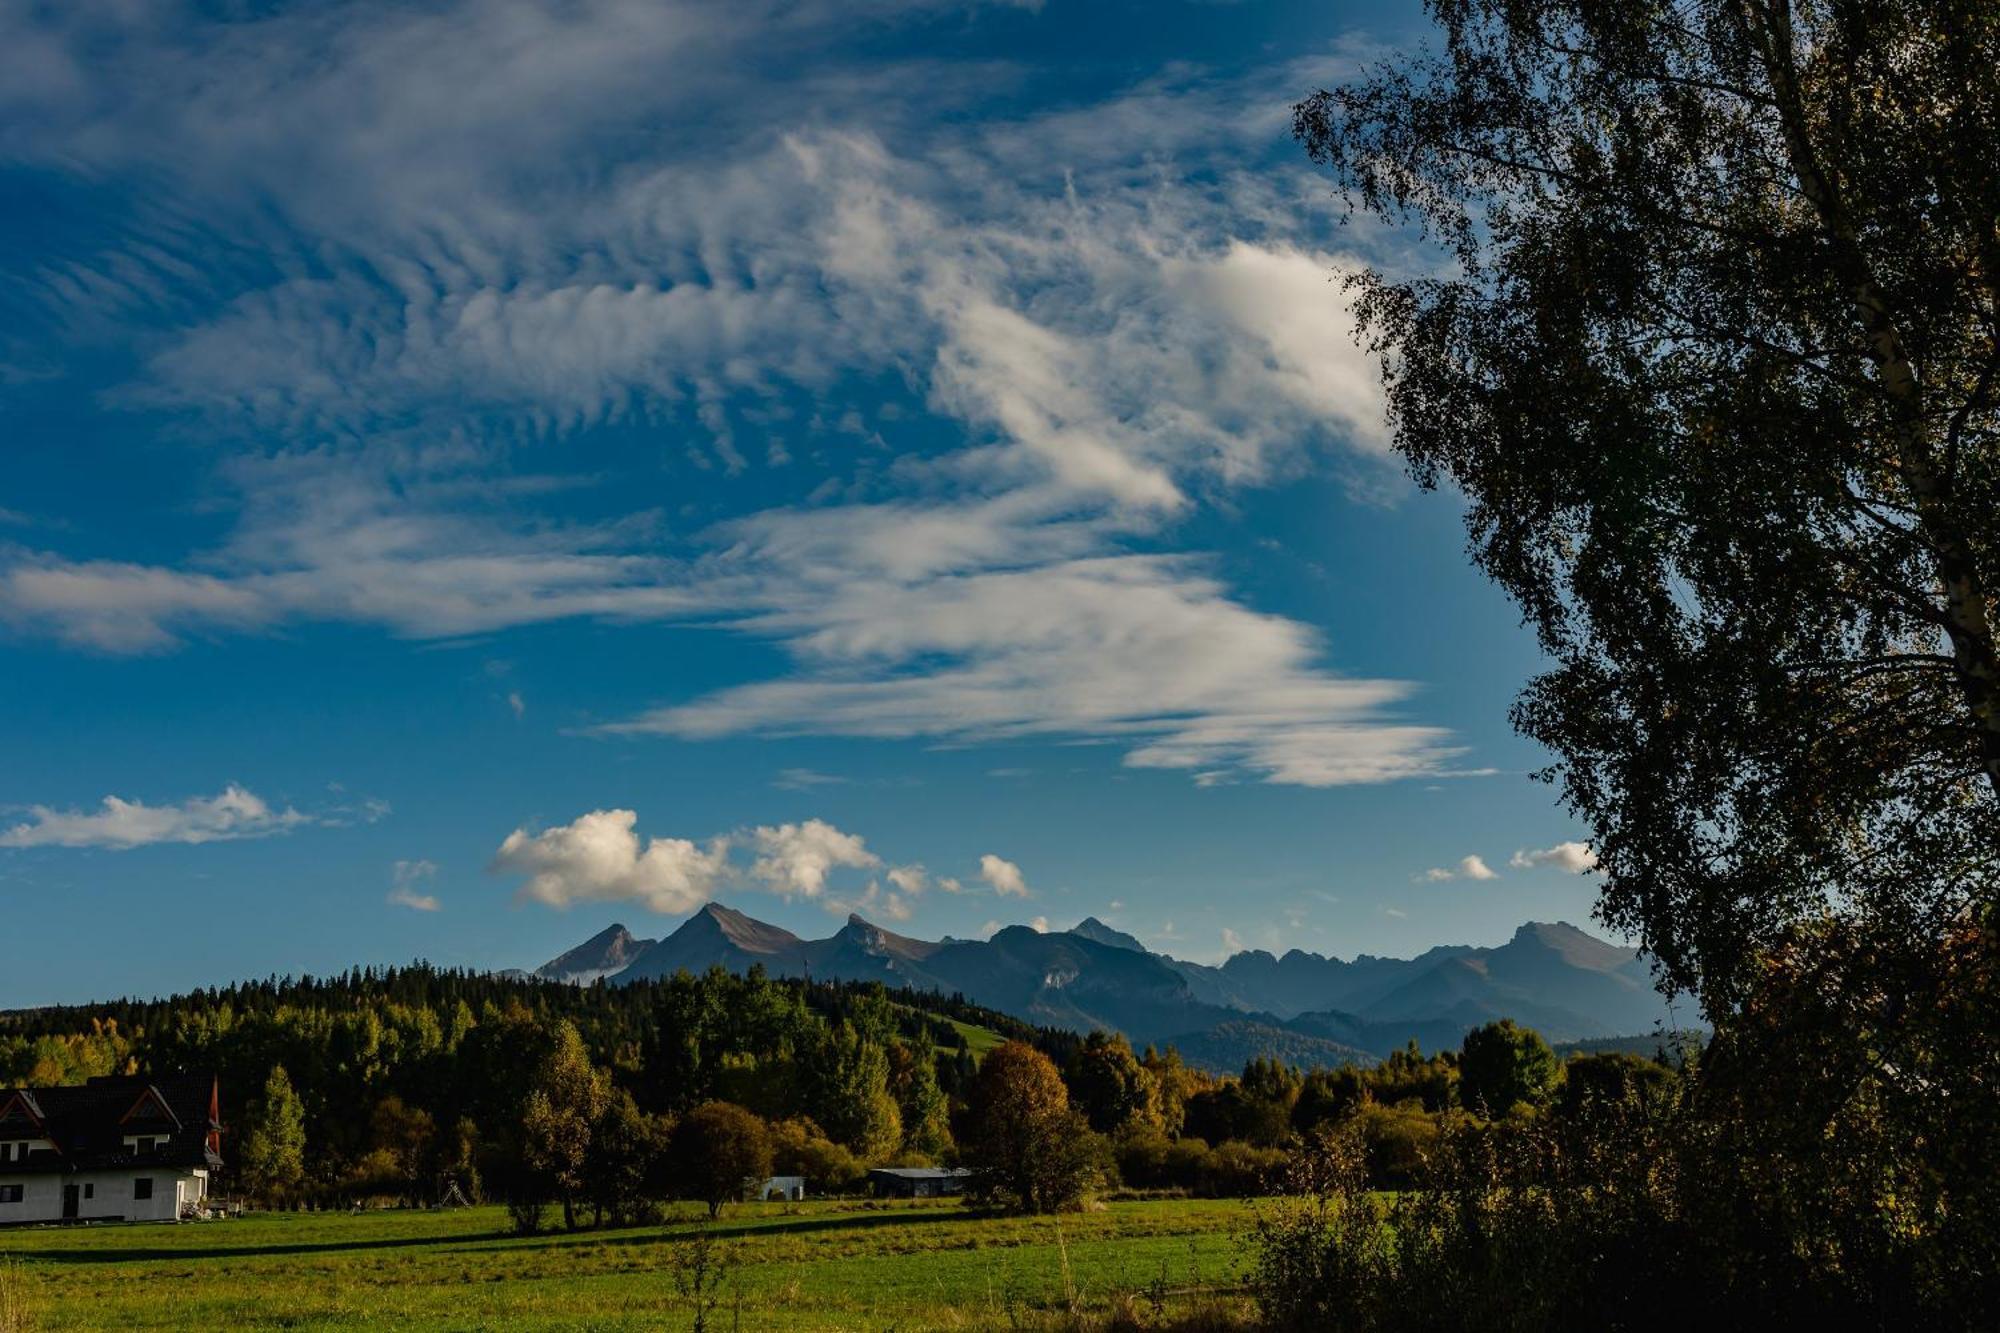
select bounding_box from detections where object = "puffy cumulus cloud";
[1422,854,1499,883]
[490,808,991,917]
[1511,842,1600,873]
[979,853,1029,897]
[0,784,310,849]
[492,809,729,913]
[747,818,880,898]
[387,858,441,912]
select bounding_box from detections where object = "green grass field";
[0,1197,1256,1331]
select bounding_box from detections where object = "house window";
[0,1185,21,1203]
[133,1177,153,1200]
[84,1183,94,1199]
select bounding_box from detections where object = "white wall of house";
[0,1167,207,1224]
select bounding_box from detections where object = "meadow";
[0,1197,1255,1331]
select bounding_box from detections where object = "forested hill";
[0,964,1073,1183]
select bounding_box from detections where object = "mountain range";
[532,904,1691,1072]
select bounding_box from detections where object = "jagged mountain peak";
[534,921,656,983]
[529,906,1686,1065]
[1506,920,1638,971]
[679,901,802,954]
[1069,917,1148,953]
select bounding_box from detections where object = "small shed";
[867,1167,972,1199]
[747,1175,806,1202]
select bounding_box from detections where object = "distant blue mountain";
[533,906,1688,1071]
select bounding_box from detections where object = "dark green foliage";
[1251,920,2000,1328]
[1458,1020,1559,1116]
[1062,1031,1159,1134]
[668,1101,773,1219]
[1182,1060,1298,1148]
[1553,1052,1671,1120]
[1285,4,2000,1318]
[583,1091,672,1227]
[1296,0,2000,1009]
[0,963,1048,1206]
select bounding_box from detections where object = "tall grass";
[0,1259,33,1333]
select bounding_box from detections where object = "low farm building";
[747,1175,806,1201]
[0,1074,223,1225]
[867,1167,971,1199]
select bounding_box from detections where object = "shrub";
[1193,1140,1284,1198]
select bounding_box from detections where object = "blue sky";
[0,0,1605,1007]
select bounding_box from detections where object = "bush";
[1250,1057,2000,1332]
[1352,1100,1441,1189]
[1192,1140,1285,1198]
[768,1117,866,1195]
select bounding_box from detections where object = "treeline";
[0,964,1058,1215]
[0,960,1676,1225]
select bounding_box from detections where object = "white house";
[0,1073,223,1225]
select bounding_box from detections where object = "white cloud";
[387,859,441,912]
[886,864,928,895]
[492,809,729,913]
[610,555,1462,787]
[828,878,914,923]
[1029,915,1049,933]
[0,784,310,849]
[1510,842,1600,873]
[0,8,1467,792]
[1422,854,1499,882]
[938,876,965,894]
[979,852,1029,897]
[1221,927,1245,954]
[506,691,526,720]
[773,767,847,791]
[747,818,880,898]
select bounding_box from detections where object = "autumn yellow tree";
[963,1041,1102,1213]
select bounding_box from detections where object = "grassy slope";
[3,1198,1253,1331]
[945,1017,1008,1060]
